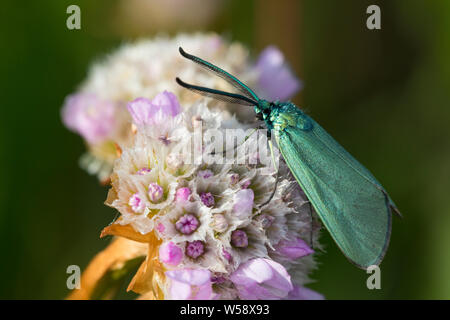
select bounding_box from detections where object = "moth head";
[257,100,272,112]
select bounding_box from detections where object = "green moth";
[176,47,401,269]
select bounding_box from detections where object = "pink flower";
[148,182,163,203]
[231,230,248,248]
[198,169,213,179]
[127,91,181,126]
[175,187,191,203]
[185,240,205,259]
[159,241,183,266]
[286,285,324,300]
[256,46,302,101]
[152,90,181,116]
[128,193,145,213]
[274,238,314,260]
[156,223,165,233]
[233,189,254,218]
[165,268,214,300]
[230,258,293,300]
[200,192,215,207]
[175,214,199,235]
[61,93,116,144]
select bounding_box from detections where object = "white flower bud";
[211,214,228,233]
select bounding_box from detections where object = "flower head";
[100,98,321,300]
[72,36,318,301]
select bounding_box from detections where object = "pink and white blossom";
[166,269,214,300]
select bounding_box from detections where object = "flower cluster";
[100,91,322,300]
[62,33,323,300]
[61,33,301,182]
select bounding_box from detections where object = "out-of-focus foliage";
[0,0,449,299]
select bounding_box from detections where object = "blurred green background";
[0,0,449,299]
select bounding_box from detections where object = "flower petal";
[100,223,154,243]
[256,46,302,101]
[274,238,314,260]
[127,97,154,126]
[230,258,293,300]
[232,189,254,218]
[152,90,181,117]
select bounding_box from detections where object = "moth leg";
[258,131,280,209]
[308,201,314,249]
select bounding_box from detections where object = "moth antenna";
[178,47,260,102]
